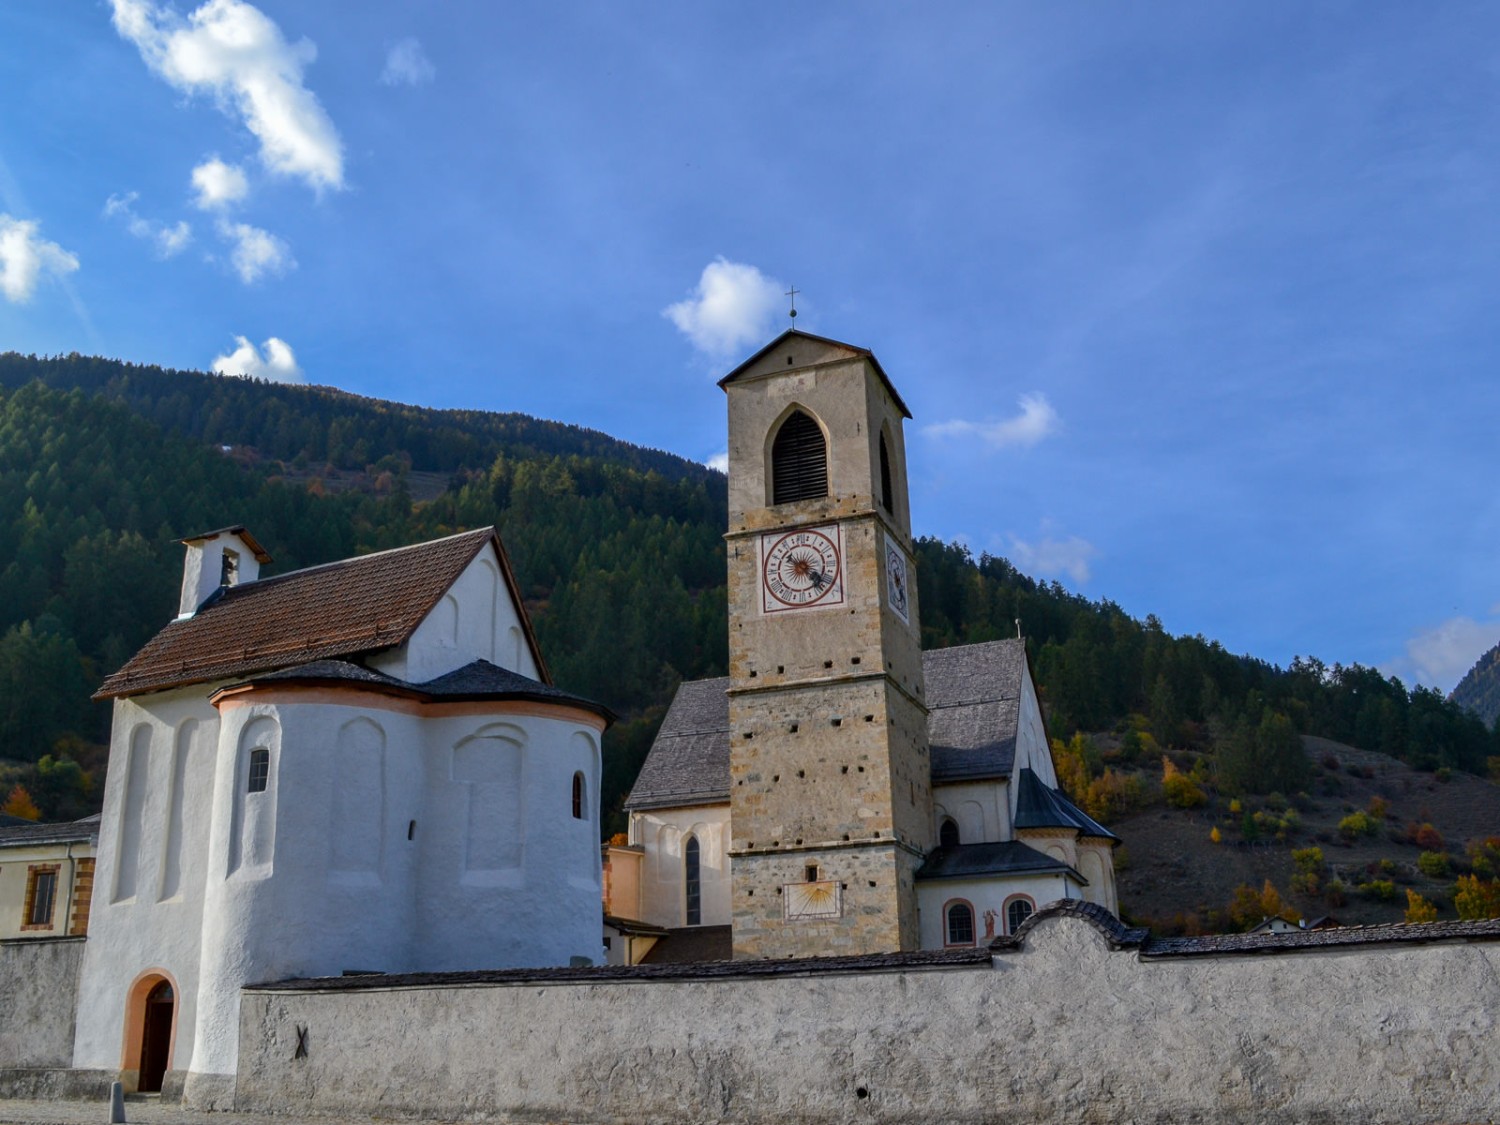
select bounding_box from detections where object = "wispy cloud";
[664,257,784,358]
[104,193,192,258]
[0,214,80,302]
[1381,614,1500,693]
[216,218,294,283]
[211,334,303,383]
[923,393,1060,450]
[190,157,249,210]
[705,451,729,473]
[1006,527,1097,585]
[110,0,344,193]
[381,38,434,87]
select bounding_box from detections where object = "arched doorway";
[138,981,174,1092]
[122,971,177,1094]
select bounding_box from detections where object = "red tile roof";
[96,527,546,699]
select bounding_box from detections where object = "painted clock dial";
[760,525,845,613]
[885,541,910,623]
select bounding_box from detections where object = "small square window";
[247,747,270,793]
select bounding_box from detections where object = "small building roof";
[915,840,1082,883]
[716,330,912,419]
[221,658,613,723]
[96,527,546,699]
[638,925,733,964]
[1014,767,1119,843]
[624,639,1028,811]
[177,525,273,563]
[0,813,100,848]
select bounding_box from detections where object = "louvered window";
[879,432,894,512]
[771,410,827,504]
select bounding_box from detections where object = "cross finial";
[786,285,799,325]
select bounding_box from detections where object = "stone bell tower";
[721,329,931,959]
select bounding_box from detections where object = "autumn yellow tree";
[1453,875,1500,920]
[2,784,41,821]
[1404,889,1438,924]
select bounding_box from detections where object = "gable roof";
[96,527,546,700]
[1014,767,1119,842]
[0,813,100,848]
[716,330,912,419]
[624,639,1028,811]
[915,840,1082,883]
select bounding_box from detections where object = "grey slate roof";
[639,925,733,964]
[916,840,1082,883]
[625,639,1027,810]
[1014,767,1119,842]
[0,814,100,848]
[237,658,614,722]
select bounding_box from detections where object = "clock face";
[761,525,845,613]
[885,541,910,623]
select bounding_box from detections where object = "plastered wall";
[0,937,84,1069]
[235,911,1500,1125]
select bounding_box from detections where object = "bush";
[1363,879,1397,901]
[1407,822,1445,851]
[1367,795,1389,820]
[1321,752,1341,771]
[1325,880,1347,907]
[1210,826,1222,845]
[1488,756,1500,784]
[1417,851,1450,878]
[1164,772,1207,809]
[1453,875,1500,920]
[1338,810,1380,840]
[1435,767,1452,783]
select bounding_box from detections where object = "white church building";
[75,525,611,1104]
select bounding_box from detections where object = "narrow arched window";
[247,747,269,793]
[879,431,894,512]
[571,772,585,820]
[684,836,701,926]
[939,818,960,848]
[1007,897,1035,934]
[771,410,827,504]
[945,900,975,946]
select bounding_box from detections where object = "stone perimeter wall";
[236,912,1500,1125]
[0,937,84,1070]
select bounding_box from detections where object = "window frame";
[571,772,585,820]
[22,864,61,931]
[938,817,960,848]
[247,746,270,794]
[943,897,976,948]
[1004,894,1036,935]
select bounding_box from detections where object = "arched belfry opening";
[770,409,827,504]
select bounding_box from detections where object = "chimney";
[177,527,272,618]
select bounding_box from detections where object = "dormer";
[177,526,272,619]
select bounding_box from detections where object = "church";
[71,524,610,1104]
[603,330,1119,962]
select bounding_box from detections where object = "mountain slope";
[1451,641,1500,727]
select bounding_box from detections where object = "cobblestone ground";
[0,1098,492,1125]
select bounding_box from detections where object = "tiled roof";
[97,527,545,699]
[639,925,733,964]
[624,639,1028,810]
[233,658,613,721]
[0,814,100,848]
[1014,767,1119,842]
[989,899,1500,958]
[248,943,995,991]
[916,840,1081,883]
[717,329,912,419]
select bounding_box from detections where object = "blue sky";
[3,2,1498,693]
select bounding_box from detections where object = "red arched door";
[138,981,174,1093]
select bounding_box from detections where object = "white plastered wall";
[627,804,731,929]
[369,544,539,684]
[1014,671,1055,785]
[916,873,1076,949]
[931,780,1010,844]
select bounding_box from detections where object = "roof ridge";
[235,526,494,589]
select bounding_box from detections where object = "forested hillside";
[2,352,1496,851]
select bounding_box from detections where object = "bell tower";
[721,329,930,958]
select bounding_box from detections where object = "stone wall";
[0,936,84,1071]
[235,907,1500,1125]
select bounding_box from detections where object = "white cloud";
[0,214,80,302]
[705,452,729,473]
[923,393,1060,450]
[191,157,249,210]
[110,0,344,193]
[1007,530,1097,585]
[103,192,193,258]
[211,334,303,382]
[216,218,294,283]
[664,257,784,357]
[1382,615,1500,693]
[381,38,434,87]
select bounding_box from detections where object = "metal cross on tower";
[785,285,799,325]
